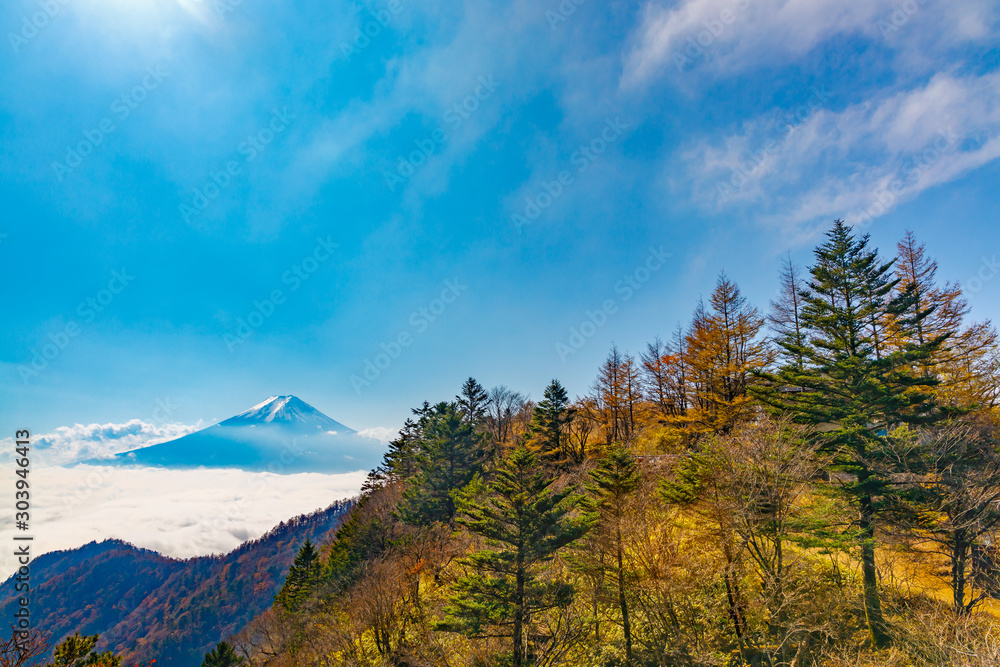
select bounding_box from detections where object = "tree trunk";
[595,551,605,642]
[859,498,890,648]
[720,531,747,651]
[724,571,745,642]
[514,560,525,667]
[616,526,632,664]
[953,533,969,615]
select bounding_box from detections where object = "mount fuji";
[113,396,384,474]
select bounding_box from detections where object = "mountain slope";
[113,395,381,474]
[0,501,353,667]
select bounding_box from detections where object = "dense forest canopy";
[249,222,1000,667]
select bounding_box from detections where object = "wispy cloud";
[622,0,998,87]
[677,70,1000,234]
[622,0,886,86]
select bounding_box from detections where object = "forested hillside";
[238,223,1000,667]
[0,501,352,666]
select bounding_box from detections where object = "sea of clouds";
[0,419,390,580]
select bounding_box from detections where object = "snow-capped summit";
[221,395,356,433]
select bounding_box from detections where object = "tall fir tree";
[527,379,577,469]
[441,447,592,667]
[756,220,943,648]
[275,540,322,612]
[457,377,490,425]
[400,401,489,525]
[365,416,423,491]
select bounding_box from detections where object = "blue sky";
[2,0,1000,439]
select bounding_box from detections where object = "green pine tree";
[457,377,489,425]
[323,495,398,589]
[366,417,423,490]
[46,633,121,667]
[400,402,490,525]
[527,379,577,469]
[440,447,593,667]
[275,540,322,612]
[587,446,642,665]
[201,641,245,667]
[755,220,943,649]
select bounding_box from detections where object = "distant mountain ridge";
[112,395,381,473]
[0,501,353,667]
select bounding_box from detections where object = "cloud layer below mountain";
[0,418,383,580]
[0,463,366,580]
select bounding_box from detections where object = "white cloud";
[356,426,396,443]
[0,464,365,580]
[621,0,999,86]
[678,70,1000,232]
[0,419,202,467]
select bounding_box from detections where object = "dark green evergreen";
[46,632,121,667]
[201,641,245,667]
[400,402,490,525]
[366,401,438,491]
[755,220,944,648]
[275,540,322,612]
[440,447,592,667]
[323,496,397,590]
[457,377,489,425]
[528,379,577,469]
